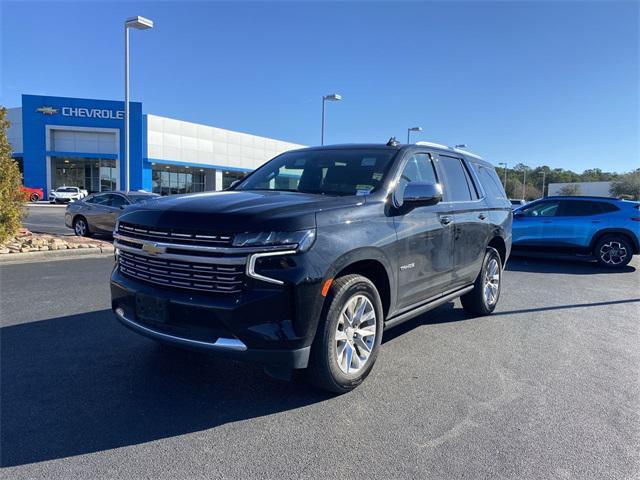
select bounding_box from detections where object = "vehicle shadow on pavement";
[506,256,636,274]
[381,302,471,344]
[0,310,333,467]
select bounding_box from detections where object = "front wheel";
[307,274,384,393]
[594,235,633,268]
[461,247,502,316]
[73,216,90,237]
[29,193,40,202]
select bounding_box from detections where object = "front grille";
[118,222,234,247]
[118,250,244,294]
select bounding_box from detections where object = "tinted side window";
[476,165,507,200]
[560,200,602,216]
[438,155,472,202]
[522,201,561,217]
[397,153,438,199]
[110,195,128,208]
[91,194,111,206]
[597,202,619,213]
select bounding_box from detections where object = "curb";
[0,245,115,265]
[26,203,67,208]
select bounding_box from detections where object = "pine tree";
[0,107,25,242]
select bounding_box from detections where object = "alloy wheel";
[599,241,627,265]
[74,219,87,236]
[483,258,500,306]
[335,294,377,374]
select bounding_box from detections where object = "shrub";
[0,107,26,242]
[610,170,640,200]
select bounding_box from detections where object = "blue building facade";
[7,94,304,197]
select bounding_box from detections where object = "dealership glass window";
[151,164,210,195]
[222,170,247,189]
[51,157,116,193]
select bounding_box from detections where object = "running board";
[384,285,474,330]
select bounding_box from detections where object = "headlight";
[233,229,316,252]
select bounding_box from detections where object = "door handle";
[591,220,602,224]
[478,213,487,220]
[440,216,453,226]
[542,220,552,224]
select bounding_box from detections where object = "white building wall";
[146,114,306,171]
[6,107,23,153]
[548,181,612,197]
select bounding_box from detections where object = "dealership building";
[7,94,305,197]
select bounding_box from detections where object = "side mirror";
[120,205,126,210]
[513,210,524,218]
[400,182,443,208]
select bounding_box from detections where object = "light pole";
[521,167,527,200]
[124,15,153,193]
[539,171,546,197]
[407,126,422,144]
[321,93,342,145]
[498,162,508,195]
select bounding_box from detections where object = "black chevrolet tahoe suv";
[111,141,512,392]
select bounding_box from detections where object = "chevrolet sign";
[36,106,59,115]
[62,107,124,120]
[141,242,166,256]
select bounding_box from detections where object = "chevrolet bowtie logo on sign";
[36,106,59,115]
[141,242,166,256]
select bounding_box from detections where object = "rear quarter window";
[474,164,507,204]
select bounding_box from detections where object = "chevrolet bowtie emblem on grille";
[141,242,166,256]
[36,106,59,115]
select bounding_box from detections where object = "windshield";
[236,149,398,196]
[57,187,78,192]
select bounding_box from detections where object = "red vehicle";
[21,186,44,202]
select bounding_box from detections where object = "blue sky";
[1,1,638,172]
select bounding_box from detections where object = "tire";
[461,247,502,316]
[594,235,633,268]
[29,193,40,202]
[307,274,384,393]
[73,216,91,237]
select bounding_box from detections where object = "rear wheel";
[73,216,91,237]
[29,193,40,202]
[307,274,383,393]
[461,247,502,316]
[594,235,632,268]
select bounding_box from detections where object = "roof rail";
[415,141,484,160]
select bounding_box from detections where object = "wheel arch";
[487,235,508,266]
[325,248,395,319]
[590,228,639,254]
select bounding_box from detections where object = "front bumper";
[110,268,313,370]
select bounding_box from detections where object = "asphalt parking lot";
[22,204,71,236]
[1,255,639,479]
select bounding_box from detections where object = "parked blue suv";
[512,196,640,267]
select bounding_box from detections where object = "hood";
[119,190,363,233]
[53,191,80,197]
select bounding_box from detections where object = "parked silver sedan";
[64,191,159,236]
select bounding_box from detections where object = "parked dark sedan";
[65,191,159,236]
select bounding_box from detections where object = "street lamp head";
[126,16,154,30]
[454,144,467,149]
[323,93,342,101]
[408,126,422,132]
